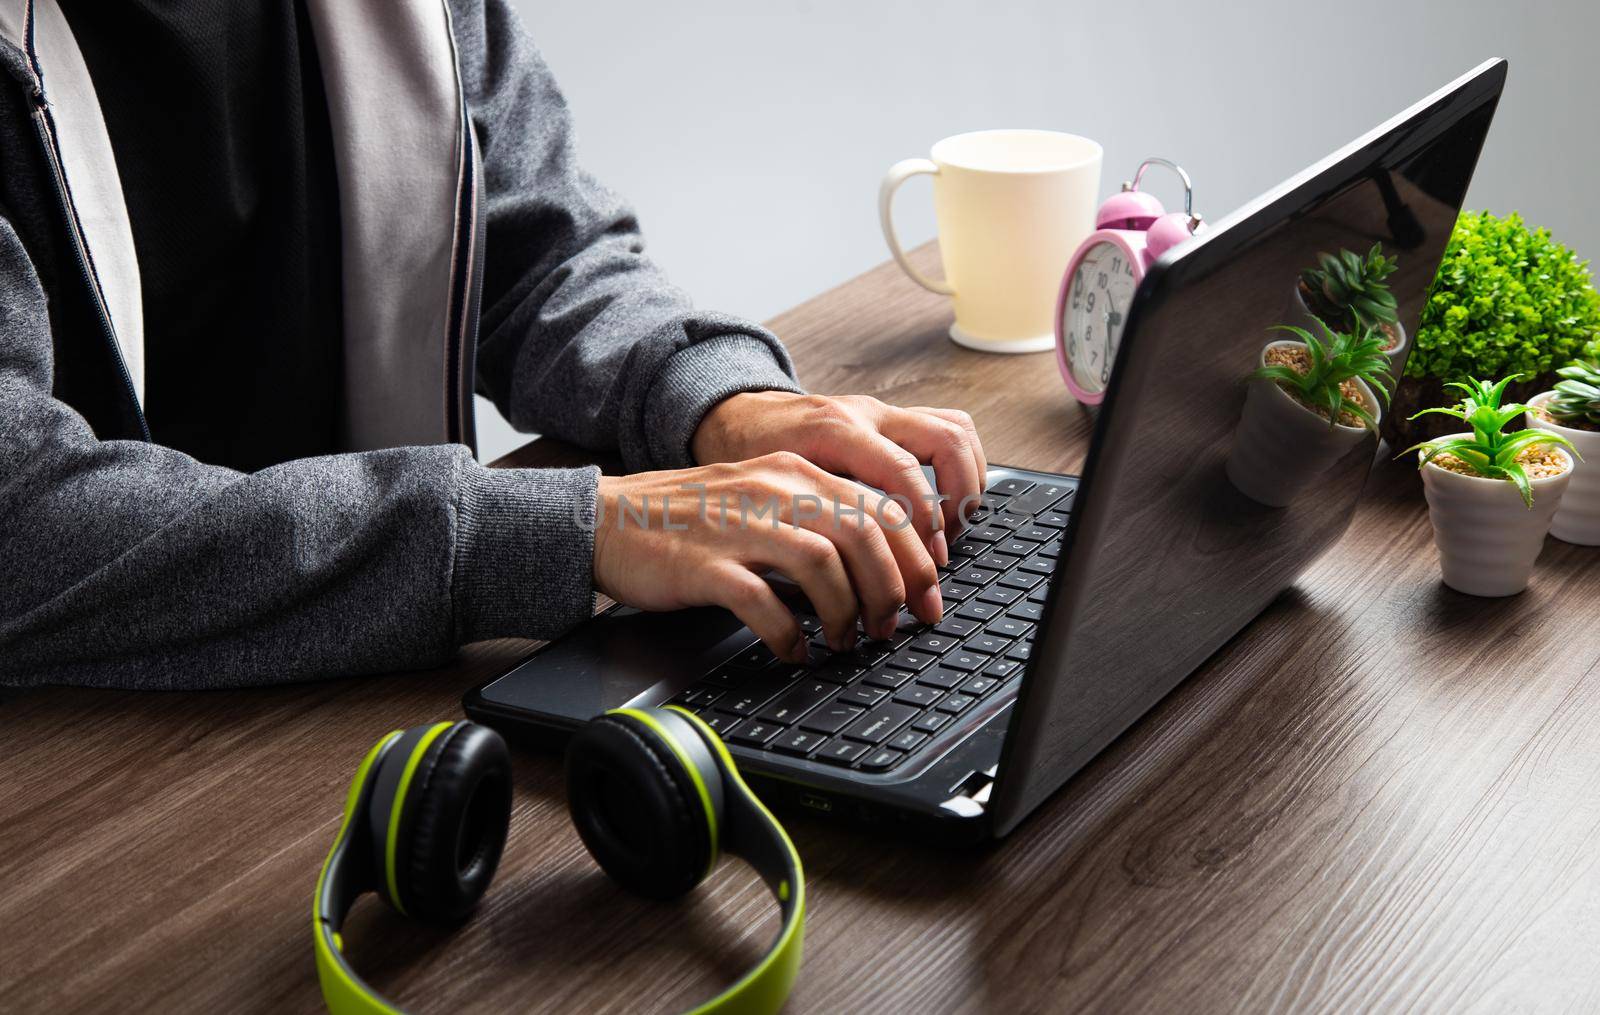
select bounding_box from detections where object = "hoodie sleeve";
[451,0,804,471]
[0,214,599,690]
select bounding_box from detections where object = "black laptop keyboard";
[672,476,1076,774]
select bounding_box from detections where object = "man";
[0,0,986,688]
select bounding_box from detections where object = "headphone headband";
[312,710,803,1015]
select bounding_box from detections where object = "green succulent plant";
[1546,359,1600,427]
[1408,211,1600,383]
[1405,375,1578,507]
[1251,319,1393,431]
[1301,243,1400,333]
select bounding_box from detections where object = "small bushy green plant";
[1252,320,1392,431]
[1547,359,1600,427]
[1405,375,1578,507]
[1408,211,1600,383]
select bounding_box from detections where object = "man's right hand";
[591,452,945,663]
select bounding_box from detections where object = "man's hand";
[593,453,947,662]
[690,392,988,567]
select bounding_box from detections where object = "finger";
[789,490,905,641]
[880,407,983,536]
[914,407,988,518]
[808,424,946,558]
[814,472,943,629]
[747,527,860,654]
[706,566,807,663]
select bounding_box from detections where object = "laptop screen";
[993,61,1506,834]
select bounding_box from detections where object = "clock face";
[1063,241,1138,396]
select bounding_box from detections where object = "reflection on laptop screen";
[996,65,1503,831]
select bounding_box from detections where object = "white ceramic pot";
[1225,339,1380,507]
[1526,391,1600,545]
[1419,435,1574,596]
[1285,282,1408,380]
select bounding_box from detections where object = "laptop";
[466,60,1506,844]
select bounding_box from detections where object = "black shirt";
[65,0,343,471]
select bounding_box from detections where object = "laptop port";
[799,792,833,813]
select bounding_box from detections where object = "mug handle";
[878,158,955,296]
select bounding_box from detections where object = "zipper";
[23,3,149,441]
[443,98,479,451]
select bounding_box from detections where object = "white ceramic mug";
[879,129,1102,353]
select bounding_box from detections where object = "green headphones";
[313,706,805,1014]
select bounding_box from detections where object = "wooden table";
[5,246,1600,1013]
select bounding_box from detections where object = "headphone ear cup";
[392,722,513,924]
[565,714,716,900]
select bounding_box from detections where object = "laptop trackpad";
[475,606,752,725]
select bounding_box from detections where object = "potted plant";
[1226,320,1391,507]
[1290,243,1407,377]
[1526,359,1600,544]
[1389,210,1600,447]
[1407,376,1578,597]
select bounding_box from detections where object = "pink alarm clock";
[1055,158,1204,404]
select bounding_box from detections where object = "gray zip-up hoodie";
[0,0,802,689]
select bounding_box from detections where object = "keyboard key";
[757,680,835,725]
[772,729,827,757]
[911,712,951,734]
[843,704,918,744]
[698,712,738,733]
[951,566,997,588]
[990,478,1034,497]
[886,649,936,673]
[910,632,961,655]
[972,553,1015,573]
[718,673,796,716]
[986,617,1032,639]
[815,659,865,685]
[1027,587,1050,604]
[995,539,1041,558]
[917,666,967,690]
[936,693,975,715]
[800,704,862,734]
[703,666,750,688]
[934,616,982,638]
[859,748,906,773]
[984,658,1022,679]
[1015,526,1055,543]
[961,675,1000,697]
[1006,482,1073,516]
[816,738,869,765]
[837,685,888,708]
[1005,642,1033,662]
[939,580,978,603]
[1008,602,1044,622]
[670,684,721,708]
[966,525,1012,543]
[1034,510,1070,529]
[727,720,783,746]
[727,644,777,670]
[863,667,917,690]
[998,571,1045,592]
[795,614,824,634]
[948,649,994,672]
[989,512,1028,530]
[948,538,989,558]
[977,586,1023,607]
[956,601,1003,622]
[893,685,941,708]
[888,730,927,752]
[1040,540,1063,559]
[965,634,1010,656]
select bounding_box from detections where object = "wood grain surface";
[4,245,1599,1014]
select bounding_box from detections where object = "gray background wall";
[483,0,1600,461]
